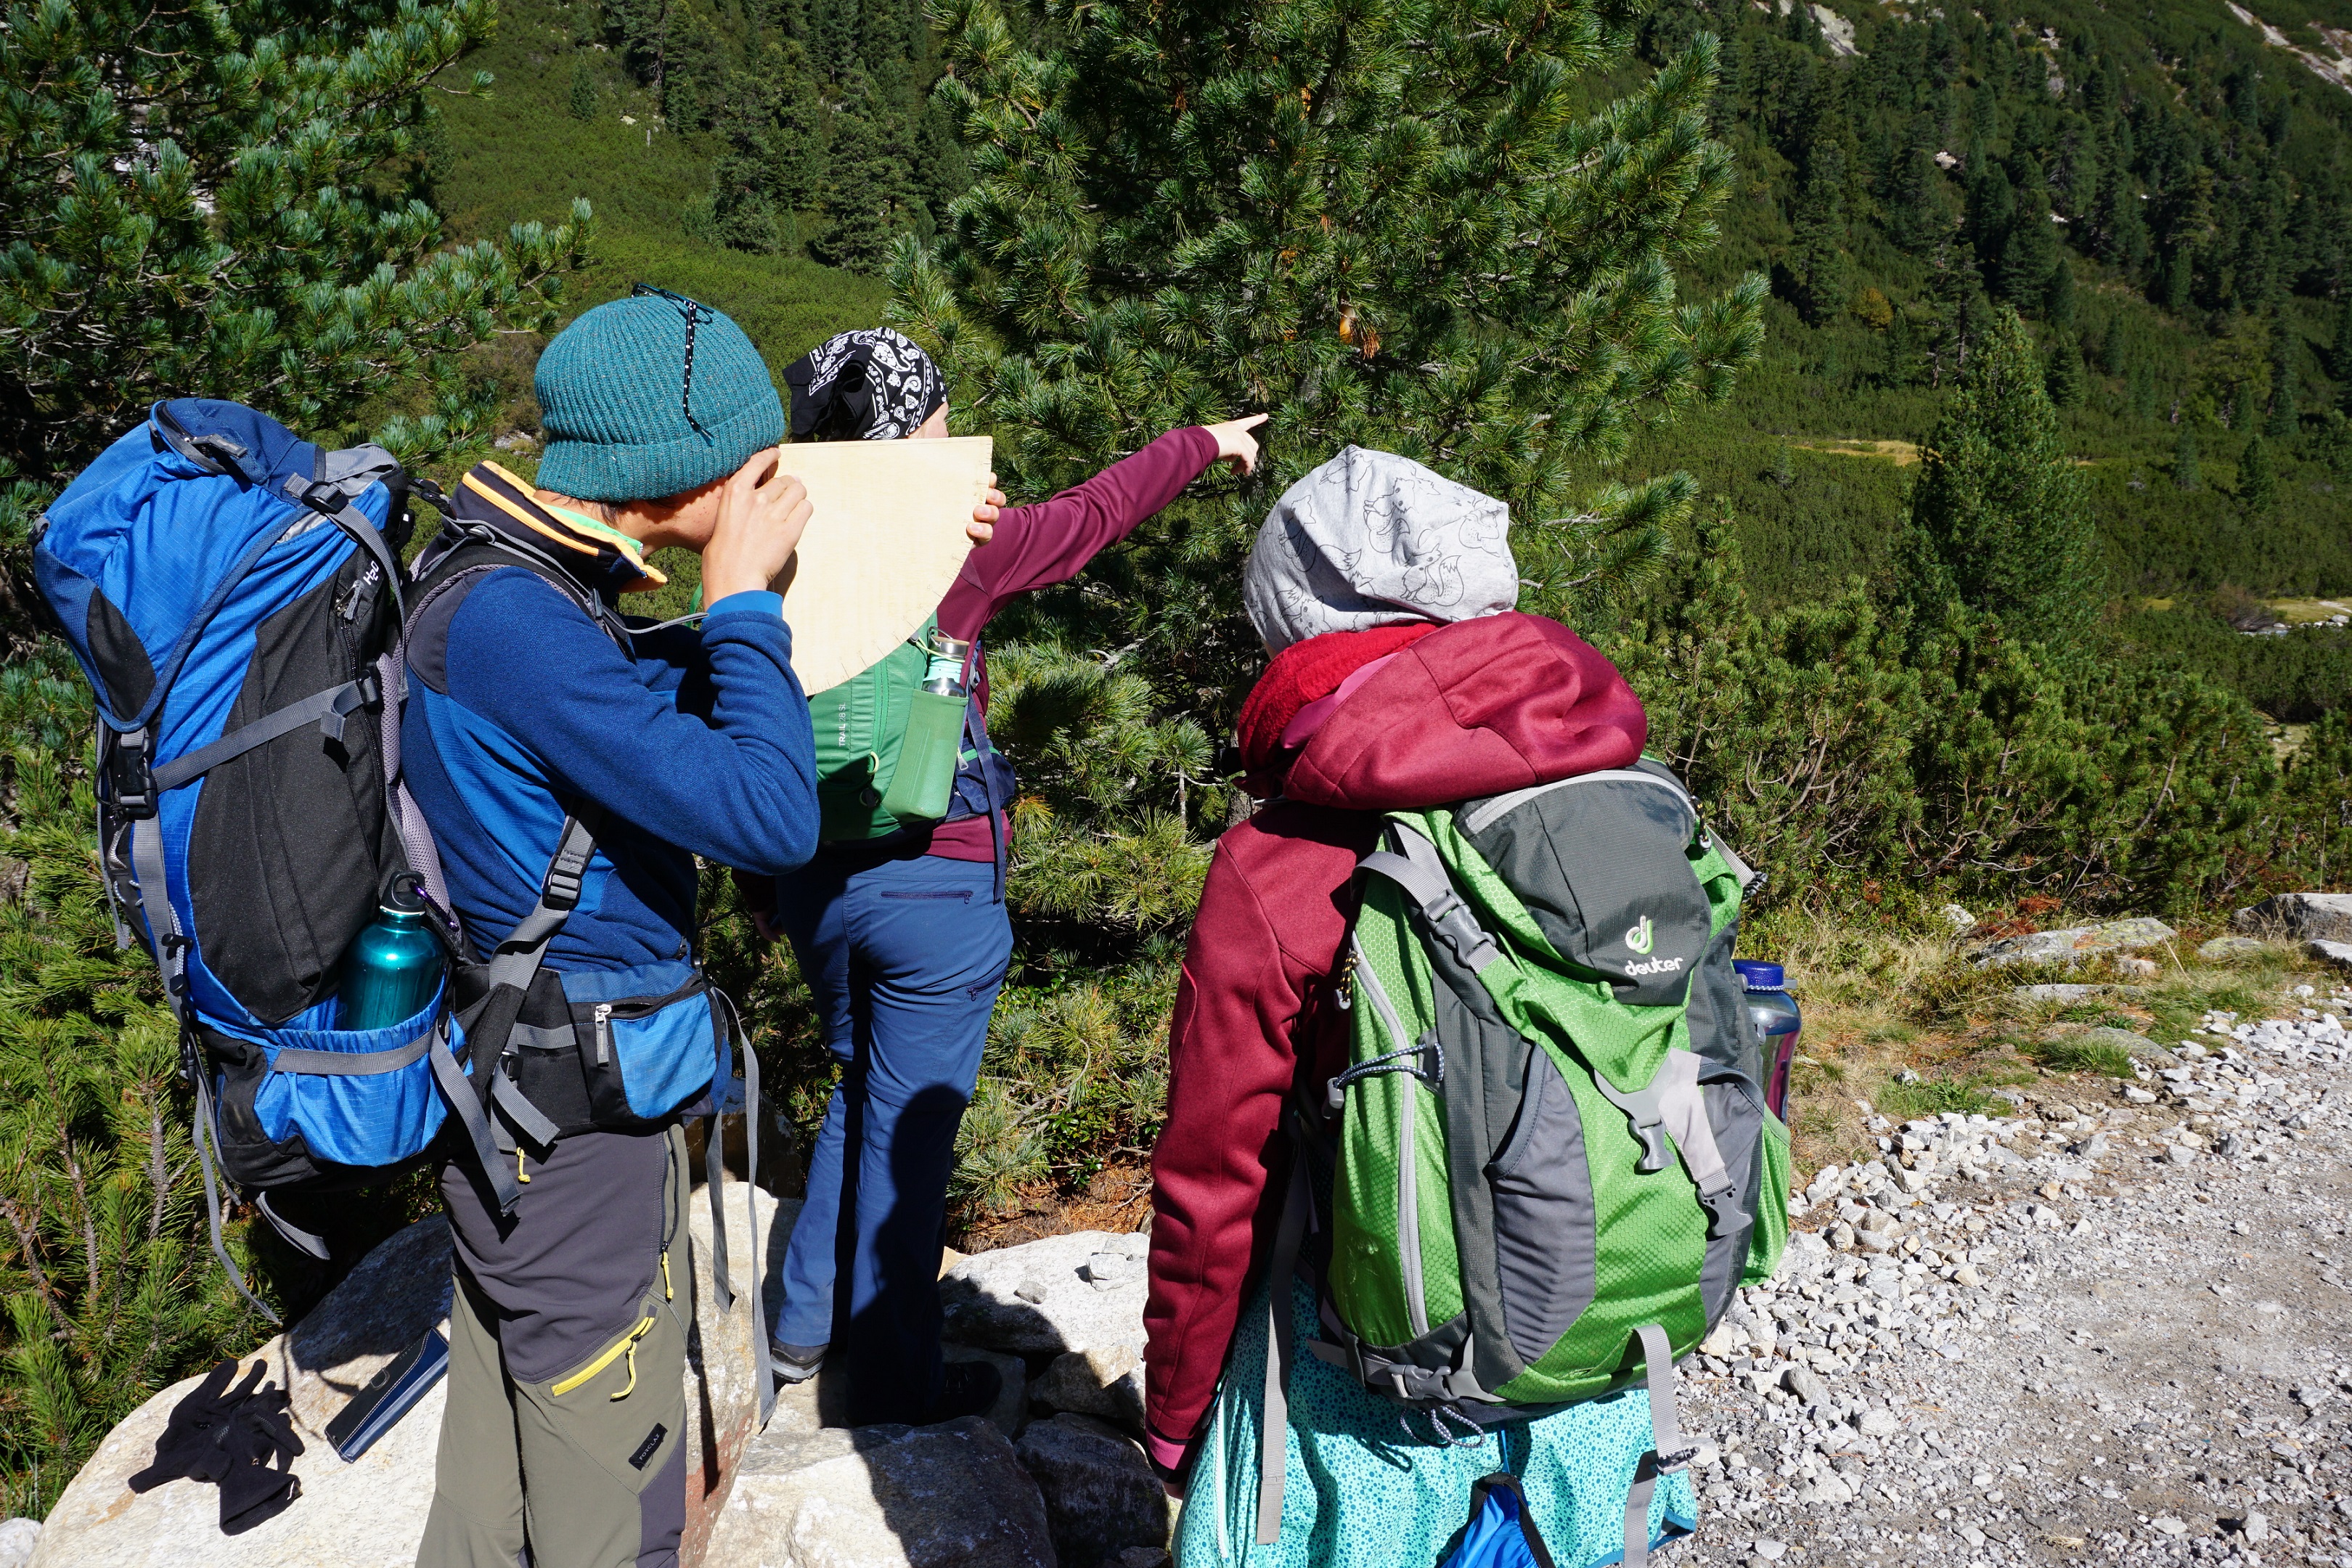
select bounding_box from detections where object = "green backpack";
[1255,757,1790,1563]
[809,616,984,842]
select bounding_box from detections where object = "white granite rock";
[703,1415,1056,1568]
[941,1231,1149,1358]
[32,1180,791,1568]
[2234,892,2352,942]
[1972,918,2178,968]
[2306,939,2352,976]
[0,1519,36,1568]
[684,1183,801,1563]
[32,1216,454,1568]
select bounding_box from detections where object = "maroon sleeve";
[936,426,1220,640]
[1141,806,1375,1463]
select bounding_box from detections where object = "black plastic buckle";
[409,477,456,517]
[105,729,157,819]
[542,849,590,911]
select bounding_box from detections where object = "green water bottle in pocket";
[878,630,969,824]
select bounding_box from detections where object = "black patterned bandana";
[783,328,948,441]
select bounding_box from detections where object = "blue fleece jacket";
[404,563,818,980]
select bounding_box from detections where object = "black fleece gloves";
[128,1357,304,1534]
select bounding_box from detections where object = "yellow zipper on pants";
[550,1315,656,1399]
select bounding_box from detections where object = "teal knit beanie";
[534,291,785,502]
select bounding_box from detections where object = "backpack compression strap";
[1620,1322,1697,1568]
[703,989,775,1422]
[1591,1049,1747,1241]
[449,812,599,1214]
[1254,1153,1314,1545]
[127,811,280,1321]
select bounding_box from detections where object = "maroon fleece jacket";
[923,425,1219,860]
[1140,611,1649,1465]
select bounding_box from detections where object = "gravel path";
[1672,979,2352,1568]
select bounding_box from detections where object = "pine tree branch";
[0,1198,67,1337]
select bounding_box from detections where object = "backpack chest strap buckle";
[103,727,157,819]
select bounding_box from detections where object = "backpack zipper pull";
[593,1003,613,1066]
[616,1336,640,1400]
[611,1316,654,1400]
[337,563,381,623]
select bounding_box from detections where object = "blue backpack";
[31,403,769,1356]
[34,401,454,1315]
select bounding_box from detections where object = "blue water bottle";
[335,876,445,1032]
[1732,960,1802,1120]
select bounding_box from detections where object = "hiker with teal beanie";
[407,287,820,1568]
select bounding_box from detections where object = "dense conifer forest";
[4,0,2352,1517]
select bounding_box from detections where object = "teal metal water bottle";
[335,877,444,1032]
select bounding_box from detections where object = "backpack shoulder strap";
[392,529,626,1218]
[1360,820,1503,974]
[283,444,412,622]
[410,526,632,645]
[433,809,600,1221]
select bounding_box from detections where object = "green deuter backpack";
[1253,757,1790,1564]
[809,615,974,842]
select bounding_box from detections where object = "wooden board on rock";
[770,436,990,695]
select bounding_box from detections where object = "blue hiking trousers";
[768,849,1013,1424]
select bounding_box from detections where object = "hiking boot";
[769,1339,828,1385]
[920,1359,1003,1423]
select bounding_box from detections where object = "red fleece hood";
[1253,612,1649,811]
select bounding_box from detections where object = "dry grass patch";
[1792,438,1921,465]
[1758,913,2329,1183]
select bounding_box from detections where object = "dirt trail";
[1673,982,2352,1568]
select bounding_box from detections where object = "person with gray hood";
[1141,448,1694,1564]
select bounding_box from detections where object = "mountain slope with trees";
[1620,0,2352,716]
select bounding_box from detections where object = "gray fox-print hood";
[1241,446,1519,654]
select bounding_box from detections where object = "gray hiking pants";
[417,1122,690,1568]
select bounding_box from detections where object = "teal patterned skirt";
[1174,1279,1699,1568]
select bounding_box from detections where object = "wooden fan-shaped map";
[769,436,992,693]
